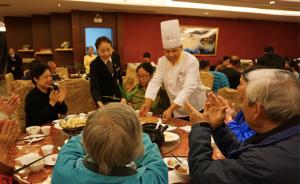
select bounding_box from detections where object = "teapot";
[142,123,169,147]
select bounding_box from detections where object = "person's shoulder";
[157,56,167,66]
[183,51,198,62]
[90,56,100,66]
[26,87,38,98]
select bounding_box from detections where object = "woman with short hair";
[122,62,170,115]
[25,63,67,126]
[52,103,168,184]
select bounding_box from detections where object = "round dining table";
[7,118,222,184]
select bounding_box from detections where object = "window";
[85,27,112,53]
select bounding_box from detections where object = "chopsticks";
[16,135,48,141]
[170,153,183,164]
[14,153,52,174]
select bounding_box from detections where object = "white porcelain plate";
[44,154,58,166]
[164,132,180,143]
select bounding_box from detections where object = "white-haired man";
[185,69,300,184]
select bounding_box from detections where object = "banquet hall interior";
[0,0,299,184]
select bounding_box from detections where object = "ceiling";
[0,0,299,23]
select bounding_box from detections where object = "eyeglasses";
[137,75,150,79]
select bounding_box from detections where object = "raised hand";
[184,102,207,124]
[57,86,67,103]
[49,90,59,106]
[205,92,227,129]
[0,93,20,117]
[0,120,20,163]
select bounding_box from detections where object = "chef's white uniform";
[145,51,207,117]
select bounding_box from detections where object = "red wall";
[120,13,300,65]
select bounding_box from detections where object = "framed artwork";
[180,26,219,56]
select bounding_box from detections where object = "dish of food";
[164,132,180,142]
[140,116,160,124]
[163,157,187,169]
[174,161,190,180]
[59,117,87,129]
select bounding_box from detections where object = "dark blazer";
[257,53,284,69]
[6,54,23,79]
[90,53,123,105]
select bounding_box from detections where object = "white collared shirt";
[145,51,206,117]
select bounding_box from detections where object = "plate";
[52,119,61,124]
[24,134,46,143]
[54,123,62,130]
[163,157,187,169]
[140,116,160,124]
[164,132,180,142]
[44,154,58,166]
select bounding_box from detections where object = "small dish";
[164,132,180,143]
[44,154,58,166]
[26,126,41,135]
[163,157,187,169]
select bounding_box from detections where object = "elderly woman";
[25,63,67,127]
[52,103,168,184]
[122,62,169,114]
[185,69,300,184]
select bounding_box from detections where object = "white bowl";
[41,126,51,135]
[26,126,41,135]
[146,112,153,117]
[41,145,54,156]
[29,159,45,172]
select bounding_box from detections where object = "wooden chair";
[5,73,14,95]
[200,71,214,90]
[217,87,241,112]
[56,67,69,80]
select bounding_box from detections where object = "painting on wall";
[180,26,218,56]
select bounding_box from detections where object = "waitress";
[140,19,206,122]
[90,36,123,108]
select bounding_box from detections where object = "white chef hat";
[160,19,182,49]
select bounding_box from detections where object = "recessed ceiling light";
[269,1,276,4]
[204,12,209,15]
[58,3,62,7]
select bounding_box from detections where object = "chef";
[140,19,206,122]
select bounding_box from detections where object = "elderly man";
[140,19,206,122]
[185,69,300,184]
[47,61,60,81]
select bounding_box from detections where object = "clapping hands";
[0,93,20,117]
[184,92,227,129]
